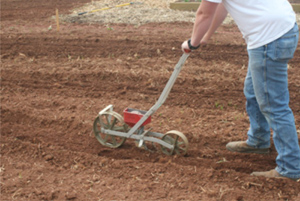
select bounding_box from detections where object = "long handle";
[127,53,190,136]
[155,53,190,108]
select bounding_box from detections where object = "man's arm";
[182,0,219,51]
[201,3,228,44]
[190,1,219,47]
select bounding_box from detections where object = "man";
[182,0,300,181]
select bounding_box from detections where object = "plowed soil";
[1,0,300,200]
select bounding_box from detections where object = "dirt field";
[1,0,300,200]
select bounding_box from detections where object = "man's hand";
[182,39,201,53]
[181,40,191,53]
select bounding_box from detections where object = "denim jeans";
[244,23,300,179]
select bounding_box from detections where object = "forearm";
[190,1,219,47]
[202,4,228,43]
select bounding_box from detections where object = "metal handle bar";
[127,53,190,136]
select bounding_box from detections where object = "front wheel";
[93,111,128,148]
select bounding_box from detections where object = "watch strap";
[188,39,200,50]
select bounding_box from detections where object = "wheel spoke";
[110,118,118,130]
[103,133,109,143]
[174,135,179,145]
[111,135,117,145]
[174,148,180,155]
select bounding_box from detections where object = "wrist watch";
[188,39,200,50]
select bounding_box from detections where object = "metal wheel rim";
[93,111,127,148]
[161,130,189,156]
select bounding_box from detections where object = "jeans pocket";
[274,35,297,61]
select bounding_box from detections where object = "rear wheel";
[160,130,188,156]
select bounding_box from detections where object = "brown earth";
[1,0,300,200]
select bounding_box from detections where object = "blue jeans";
[244,23,300,179]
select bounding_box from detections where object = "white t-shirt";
[206,0,296,49]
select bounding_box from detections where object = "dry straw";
[62,0,299,25]
[62,0,199,25]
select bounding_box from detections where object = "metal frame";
[96,53,190,151]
